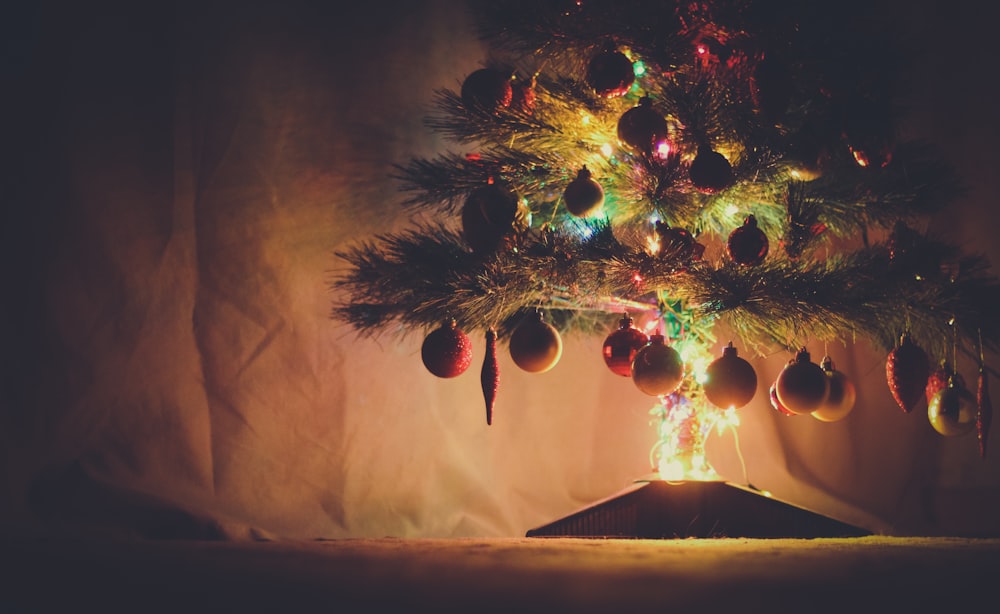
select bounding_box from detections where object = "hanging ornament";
[703,342,758,410]
[509,310,563,373]
[688,144,734,193]
[602,313,649,377]
[726,215,769,266]
[421,319,473,378]
[461,67,513,113]
[928,375,977,437]
[510,78,536,115]
[886,333,930,413]
[562,166,605,218]
[770,382,796,416]
[842,98,894,169]
[812,356,856,422]
[654,221,705,265]
[616,96,668,155]
[461,182,526,256]
[786,121,830,181]
[631,332,684,396]
[585,47,635,98]
[774,348,830,414]
[978,365,992,458]
[481,328,499,425]
[925,360,952,406]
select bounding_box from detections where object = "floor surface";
[2,536,998,612]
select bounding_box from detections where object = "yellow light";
[580,112,592,126]
[723,203,740,217]
[600,143,614,157]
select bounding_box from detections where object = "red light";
[696,44,708,55]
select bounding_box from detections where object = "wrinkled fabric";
[1,0,998,540]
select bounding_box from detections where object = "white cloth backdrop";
[1,0,998,540]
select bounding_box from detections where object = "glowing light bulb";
[580,112,592,126]
[633,60,647,77]
[696,44,708,56]
[723,203,740,217]
[600,143,614,158]
[655,141,672,160]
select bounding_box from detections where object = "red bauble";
[654,221,705,264]
[688,144,734,193]
[481,328,500,425]
[928,375,976,437]
[509,311,563,373]
[421,320,473,378]
[586,48,635,98]
[770,382,795,416]
[563,166,605,218]
[978,367,992,458]
[727,215,769,266]
[774,348,829,414]
[886,333,930,413]
[510,79,536,114]
[617,96,668,155]
[461,68,512,113]
[631,333,684,396]
[703,342,758,409]
[926,361,952,405]
[812,356,856,422]
[461,182,524,255]
[602,313,649,377]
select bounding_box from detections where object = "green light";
[633,60,646,77]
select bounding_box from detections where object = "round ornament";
[461,68,513,113]
[616,96,668,155]
[586,48,635,98]
[727,215,769,266]
[510,79,536,115]
[602,313,649,377]
[703,342,758,410]
[688,144,734,193]
[928,375,977,437]
[770,382,796,416]
[886,333,930,413]
[812,356,856,422]
[509,311,563,373]
[563,167,605,218]
[421,319,473,378]
[461,182,524,255]
[842,98,894,169]
[774,348,830,414]
[631,333,684,396]
[654,221,705,264]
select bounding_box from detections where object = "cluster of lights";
[653,394,740,481]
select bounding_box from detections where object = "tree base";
[525,479,872,539]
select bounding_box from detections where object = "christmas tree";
[332,0,998,478]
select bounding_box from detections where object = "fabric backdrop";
[2,0,998,540]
